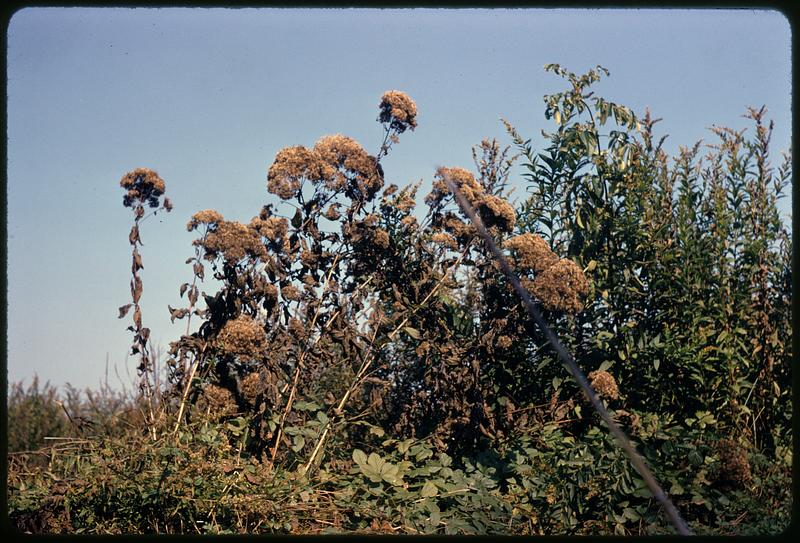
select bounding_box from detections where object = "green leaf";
[421,480,438,498]
[352,449,367,467]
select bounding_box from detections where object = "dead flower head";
[120,168,167,208]
[250,216,289,244]
[588,370,619,400]
[314,134,383,200]
[378,90,418,133]
[504,233,559,273]
[199,384,238,418]
[203,220,268,263]
[530,259,589,314]
[267,145,333,200]
[281,284,302,302]
[477,194,516,232]
[426,167,484,207]
[217,314,267,360]
[187,209,224,231]
[714,439,752,487]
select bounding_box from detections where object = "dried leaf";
[129,225,140,245]
[179,283,189,298]
[133,306,142,329]
[132,276,143,304]
[118,304,133,319]
[193,262,204,280]
[188,285,199,305]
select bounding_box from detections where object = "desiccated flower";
[120,167,167,208]
[187,209,224,231]
[477,194,516,232]
[504,233,559,273]
[588,370,619,400]
[203,220,268,263]
[217,314,267,360]
[530,258,589,314]
[378,90,418,133]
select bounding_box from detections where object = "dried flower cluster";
[202,221,268,263]
[714,439,752,487]
[378,90,418,133]
[187,209,224,231]
[505,233,559,273]
[427,166,516,234]
[267,135,382,203]
[588,370,619,400]
[217,314,267,360]
[198,384,238,419]
[120,168,167,209]
[529,259,589,314]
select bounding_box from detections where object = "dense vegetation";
[6,65,792,535]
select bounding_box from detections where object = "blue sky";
[6,8,792,391]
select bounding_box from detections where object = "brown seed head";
[267,145,334,200]
[426,167,484,207]
[240,372,266,407]
[378,90,418,133]
[531,258,589,314]
[203,221,268,262]
[477,194,516,232]
[120,168,166,208]
[250,216,289,242]
[217,314,267,359]
[588,370,619,400]
[504,233,559,273]
[281,284,302,302]
[199,384,238,418]
[432,232,459,250]
[314,134,383,199]
[187,209,224,231]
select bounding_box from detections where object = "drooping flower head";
[202,220,267,263]
[530,258,589,314]
[588,370,619,400]
[378,90,418,133]
[120,168,167,208]
[217,314,267,360]
[426,166,484,207]
[313,134,383,201]
[504,233,559,273]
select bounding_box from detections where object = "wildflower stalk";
[118,168,171,441]
[300,247,469,476]
[266,252,344,467]
[171,228,211,436]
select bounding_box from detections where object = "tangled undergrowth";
[7,67,791,535]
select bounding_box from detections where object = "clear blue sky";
[7,8,791,392]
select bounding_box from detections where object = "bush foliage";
[7,65,791,535]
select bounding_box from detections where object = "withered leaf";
[140,327,150,340]
[118,304,133,319]
[132,276,143,304]
[188,286,199,305]
[133,306,142,329]
[244,472,262,485]
[129,225,140,245]
[185,257,195,264]
[132,249,143,272]
[193,262,204,280]
[179,283,189,298]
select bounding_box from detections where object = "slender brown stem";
[443,172,692,536]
